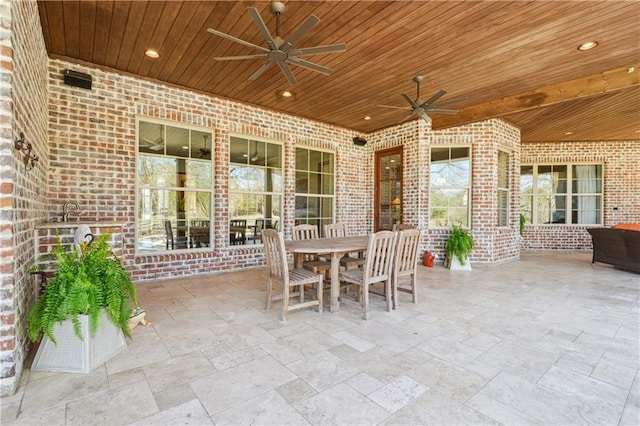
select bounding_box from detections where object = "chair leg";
[392,276,398,310]
[316,279,323,313]
[362,284,370,320]
[266,277,273,310]
[411,275,418,304]
[385,278,392,312]
[283,284,289,321]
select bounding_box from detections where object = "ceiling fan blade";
[249,59,275,81]
[420,90,447,108]
[417,110,432,123]
[401,93,421,110]
[400,111,417,123]
[427,108,459,115]
[247,7,278,51]
[377,104,409,110]
[432,96,469,108]
[214,54,268,61]
[290,43,347,56]
[286,57,332,75]
[207,28,270,54]
[140,137,164,150]
[277,61,297,85]
[281,14,320,52]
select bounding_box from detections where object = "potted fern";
[444,225,474,270]
[27,232,139,373]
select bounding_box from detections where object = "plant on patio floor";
[444,225,474,265]
[27,233,139,344]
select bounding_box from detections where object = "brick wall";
[1,0,49,397]
[521,141,640,249]
[47,59,370,282]
[369,118,522,264]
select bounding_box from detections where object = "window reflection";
[229,136,283,245]
[137,119,213,252]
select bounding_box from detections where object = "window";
[497,150,510,227]
[294,147,334,236]
[520,164,602,225]
[229,136,282,245]
[136,119,213,252]
[430,146,471,227]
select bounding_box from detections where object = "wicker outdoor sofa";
[587,224,640,273]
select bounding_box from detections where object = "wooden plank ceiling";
[37,1,640,142]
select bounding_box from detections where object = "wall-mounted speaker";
[63,69,92,90]
[353,136,367,146]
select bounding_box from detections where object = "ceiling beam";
[431,63,640,130]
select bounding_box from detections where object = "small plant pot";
[31,310,127,374]
[446,255,472,271]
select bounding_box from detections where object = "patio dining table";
[285,235,369,313]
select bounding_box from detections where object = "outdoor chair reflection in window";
[249,218,279,244]
[230,219,247,245]
[164,220,190,250]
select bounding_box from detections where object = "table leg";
[330,251,350,313]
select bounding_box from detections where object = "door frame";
[374,146,403,232]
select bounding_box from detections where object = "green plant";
[27,233,138,344]
[444,225,474,265]
[519,213,526,236]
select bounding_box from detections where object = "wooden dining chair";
[392,228,421,308]
[339,230,397,319]
[324,223,365,270]
[262,229,323,320]
[291,224,332,278]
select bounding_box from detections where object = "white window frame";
[229,134,284,246]
[429,145,472,228]
[135,116,214,254]
[294,146,336,237]
[497,150,510,227]
[520,163,604,226]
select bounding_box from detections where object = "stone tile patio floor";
[2,250,638,425]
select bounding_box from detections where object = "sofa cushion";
[612,223,640,231]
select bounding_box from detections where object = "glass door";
[375,147,403,231]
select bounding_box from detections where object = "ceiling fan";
[378,76,468,124]
[199,135,211,159]
[207,1,346,85]
[139,136,164,151]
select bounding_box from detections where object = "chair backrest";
[230,219,247,229]
[363,230,397,284]
[324,223,347,238]
[262,229,288,285]
[292,224,320,240]
[393,223,416,231]
[393,228,422,278]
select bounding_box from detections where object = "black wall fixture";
[353,136,367,146]
[63,69,92,90]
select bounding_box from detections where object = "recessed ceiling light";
[364,116,372,120]
[276,89,296,100]
[577,41,598,51]
[145,49,160,58]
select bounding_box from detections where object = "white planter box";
[447,255,472,271]
[31,310,127,374]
